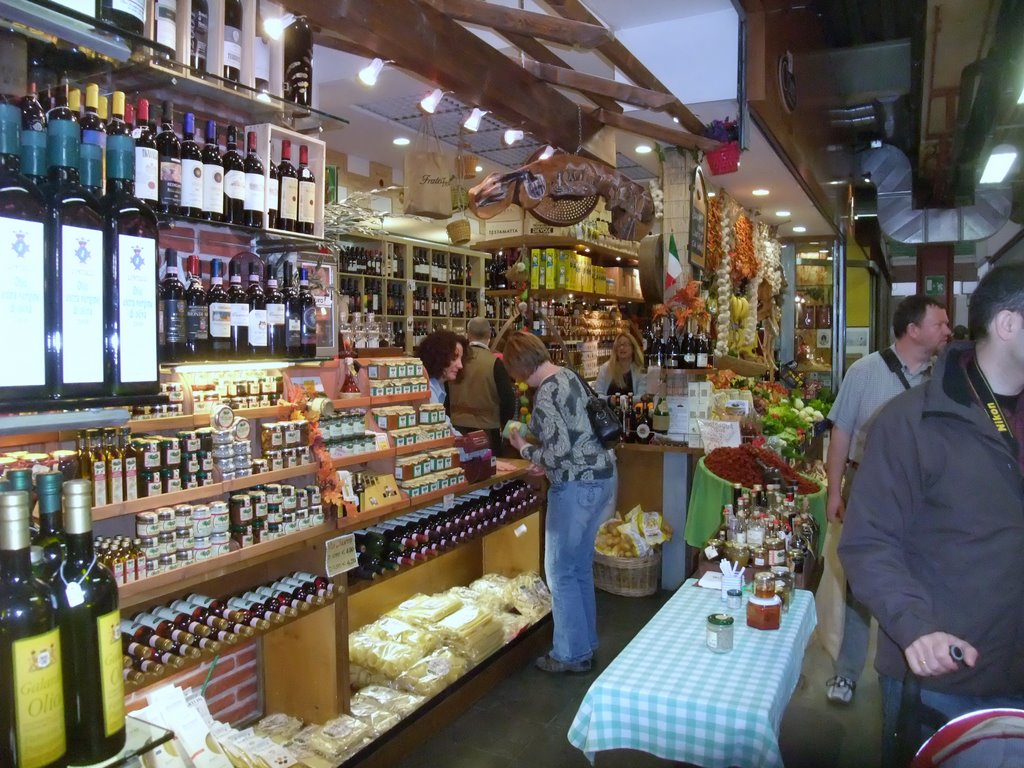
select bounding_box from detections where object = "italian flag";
[665,232,683,289]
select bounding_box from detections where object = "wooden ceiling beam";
[521,60,675,110]
[418,0,612,48]
[592,108,720,152]
[543,0,708,135]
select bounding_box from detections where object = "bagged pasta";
[494,610,532,644]
[348,694,402,736]
[363,616,441,657]
[452,583,505,614]
[354,685,426,717]
[309,715,371,763]
[387,592,463,627]
[348,631,424,678]
[349,663,391,691]
[433,604,504,662]
[505,572,552,623]
[394,647,469,697]
[254,712,304,744]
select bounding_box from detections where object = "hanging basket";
[455,152,479,179]
[447,218,472,245]
[707,141,741,176]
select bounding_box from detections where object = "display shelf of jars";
[129,404,295,432]
[394,436,456,457]
[332,396,374,410]
[370,392,431,406]
[331,448,397,470]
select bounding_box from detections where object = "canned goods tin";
[210,531,231,555]
[136,511,160,537]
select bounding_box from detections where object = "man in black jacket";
[840,263,1024,761]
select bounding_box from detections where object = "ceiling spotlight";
[393,137,410,146]
[775,210,791,217]
[538,145,556,160]
[358,58,388,86]
[615,256,621,262]
[503,129,524,145]
[463,107,488,132]
[474,164,483,173]
[980,144,1018,184]
[672,116,680,124]
[263,13,296,40]
[752,188,770,196]
[635,144,653,154]
[707,191,716,198]
[792,225,807,233]
[419,88,444,114]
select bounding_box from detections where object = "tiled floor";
[394,589,882,768]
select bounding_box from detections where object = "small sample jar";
[136,511,160,537]
[726,588,743,611]
[210,501,230,533]
[706,613,734,653]
[193,536,212,561]
[156,507,175,533]
[210,531,231,555]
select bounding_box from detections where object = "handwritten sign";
[325,534,358,577]
[696,419,742,453]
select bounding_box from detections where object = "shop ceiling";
[290,0,835,242]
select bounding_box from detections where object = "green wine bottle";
[0,491,67,768]
[50,480,125,764]
[31,471,65,580]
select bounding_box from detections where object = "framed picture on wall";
[688,166,708,270]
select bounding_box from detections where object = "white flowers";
[649,179,664,220]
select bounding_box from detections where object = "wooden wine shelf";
[331,448,396,469]
[123,596,337,695]
[92,463,318,521]
[393,436,456,456]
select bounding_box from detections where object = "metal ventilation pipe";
[856,144,1011,243]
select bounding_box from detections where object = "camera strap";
[965,358,1017,454]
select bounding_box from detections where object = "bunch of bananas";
[729,294,750,324]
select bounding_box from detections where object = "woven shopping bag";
[404,115,453,219]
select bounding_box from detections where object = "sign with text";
[325,534,358,577]
[696,419,742,453]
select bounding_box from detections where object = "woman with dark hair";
[418,330,466,406]
[504,331,616,674]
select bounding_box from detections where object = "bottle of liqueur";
[31,471,65,580]
[104,122,160,394]
[201,120,222,222]
[45,82,107,399]
[247,262,268,358]
[155,101,180,215]
[298,266,317,358]
[50,480,125,764]
[0,101,49,402]
[227,258,250,357]
[266,155,278,229]
[222,125,245,225]
[297,144,315,235]
[0,491,67,768]
[222,0,243,82]
[79,84,106,197]
[284,14,313,107]
[184,254,209,359]
[132,98,158,207]
[100,0,145,36]
[276,138,297,231]
[207,259,232,359]
[20,82,47,187]
[158,248,187,363]
[265,268,286,356]
[283,266,302,357]
[243,130,264,228]
[178,112,203,218]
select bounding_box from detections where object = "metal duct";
[856,144,1011,243]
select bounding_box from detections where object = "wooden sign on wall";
[688,165,709,270]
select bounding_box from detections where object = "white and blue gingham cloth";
[568,579,816,767]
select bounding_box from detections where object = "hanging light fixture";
[358,58,388,86]
[463,107,488,132]
[503,129,525,145]
[263,13,296,40]
[419,88,444,114]
[538,145,556,160]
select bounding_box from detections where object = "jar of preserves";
[765,536,786,567]
[706,613,734,653]
[703,538,724,563]
[139,470,161,498]
[136,511,160,537]
[771,565,794,612]
[747,572,782,631]
[229,494,253,525]
[135,439,162,470]
[750,544,767,569]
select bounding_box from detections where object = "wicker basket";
[714,353,769,378]
[707,141,740,175]
[446,218,471,245]
[593,548,662,597]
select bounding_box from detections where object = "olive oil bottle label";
[0,218,46,388]
[12,628,65,768]
[60,224,105,385]
[95,610,125,737]
[117,234,158,383]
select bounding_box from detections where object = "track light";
[358,58,388,86]
[420,88,444,114]
[980,144,1018,184]
[503,129,524,145]
[538,145,556,160]
[463,108,488,132]
[263,13,296,40]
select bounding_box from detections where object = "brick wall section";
[662,149,697,296]
[125,643,261,725]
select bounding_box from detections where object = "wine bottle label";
[298,180,316,224]
[155,0,176,48]
[160,298,186,343]
[230,301,249,328]
[124,456,138,501]
[636,423,651,441]
[224,27,242,69]
[209,301,232,338]
[203,165,223,215]
[135,146,159,202]
[0,217,46,388]
[696,353,708,368]
[255,37,271,83]
[266,177,279,214]
[181,158,204,210]
[50,0,94,14]
[186,304,209,341]
[224,169,245,200]
[158,157,181,208]
[60,224,105,385]
[20,129,47,179]
[191,10,208,60]
[248,308,268,347]
[95,609,125,737]
[112,0,145,21]
[279,177,298,220]
[266,302,286,326]
[108,458,124,504]
[13,628,66,767]
[118,234,158,384]
[245,173,265,212]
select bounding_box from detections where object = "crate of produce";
[593,548,661,597]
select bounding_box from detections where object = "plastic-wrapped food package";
[469,573,514,611]
[285,725,332,768]
[254,712,304,744]
[433,604,505,662]
[349,663,391,691]
[354,685,426,718]
[310,715,372,763]
[348,694,402,736]
[394,647,470,697]
[363,616,441,657]
[447,584,504,615]
[505,571,552,623]
[348,631,424,678]
[388,592,464,627]
[494,610,532,644]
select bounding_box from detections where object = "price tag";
[325,534,358,577]
[478,288,485,304]
[373,432,391,451]
[443,492,455,511]
[65,582,85,607]
[406,316,414,330]
[696,419,742,453]
[407,278,414,292]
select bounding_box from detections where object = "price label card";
[406,316,414,330]
[373,432,391,451]
[443,492,455,510]
[325,534,358,577]
[407,279,415,292]
[696,419,742,453]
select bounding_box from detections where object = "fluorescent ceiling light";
[635,144,652,154]
[980,144,1018,184]
[393,137,410,146]
[263,13,296,40]
[752,188,770,196]
[1018,85,1024,104]
[420,88,444,114]
[707,191,716,198]
[775,210,790,217]
[358,58,387,86]
[538,145,556,160]
[828,179,844,186]
[463,107,488,132]
[503,129,524,145]
[792,225,807,233]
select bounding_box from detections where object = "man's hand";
[508,426,527,452]
[826,492,845,523]
[905,632,978,677]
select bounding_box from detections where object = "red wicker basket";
[707,141,741,175]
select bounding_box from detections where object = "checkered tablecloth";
[568,579,816,767]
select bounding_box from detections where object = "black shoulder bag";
[569,369,622,448]
[879,348,912,391]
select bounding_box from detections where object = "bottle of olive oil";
[30,470,65,580]
[0,490,67,768]
[50,480,125,764]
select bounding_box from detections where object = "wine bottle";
[190,0,209,70]
[207,259,232,359]
[254,7,270,92]
[0,101,49,402]
[254,584,310,613]
[266,156,278,229]
[155,101,180,214]
[106,92,130,138]
[104,124,160,395]
[20,82,47,187]
[283,15,313,107]
[31,471,65,581]
[227,259,249,357]
[123,640,185,669]
[283,266,302,357]
[0,491,66,768]
[265,268,286,356]
[51,480,125,764]
[132,98,158,207]
[223,0,243,82]
[199,120,223,222]
[247,261,268,357]
[182,594,270,631]
[119,619,174,652]
[150,606,216,645]
[231,593,296,620]
[100,0,145,36]
[178,112,203,218]
[158,248,187,362]
[696,329,709,369]
[243,130,264,228]
[297,144,315,235]
[221,125,245,224]
[45,82,107,399]
[168,599,252,638]
[153,0,176,54]
[184,254,209,359]
[79,84,106,197]
[298,266,317,358]
[276,138,297,231]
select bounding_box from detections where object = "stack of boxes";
[686,379,713,448]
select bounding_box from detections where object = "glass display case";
[794,253,833,384]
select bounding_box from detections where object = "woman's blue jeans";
[544,472,617,664]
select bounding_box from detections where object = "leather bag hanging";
[404,115,453,220]
[570,369,622,448]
